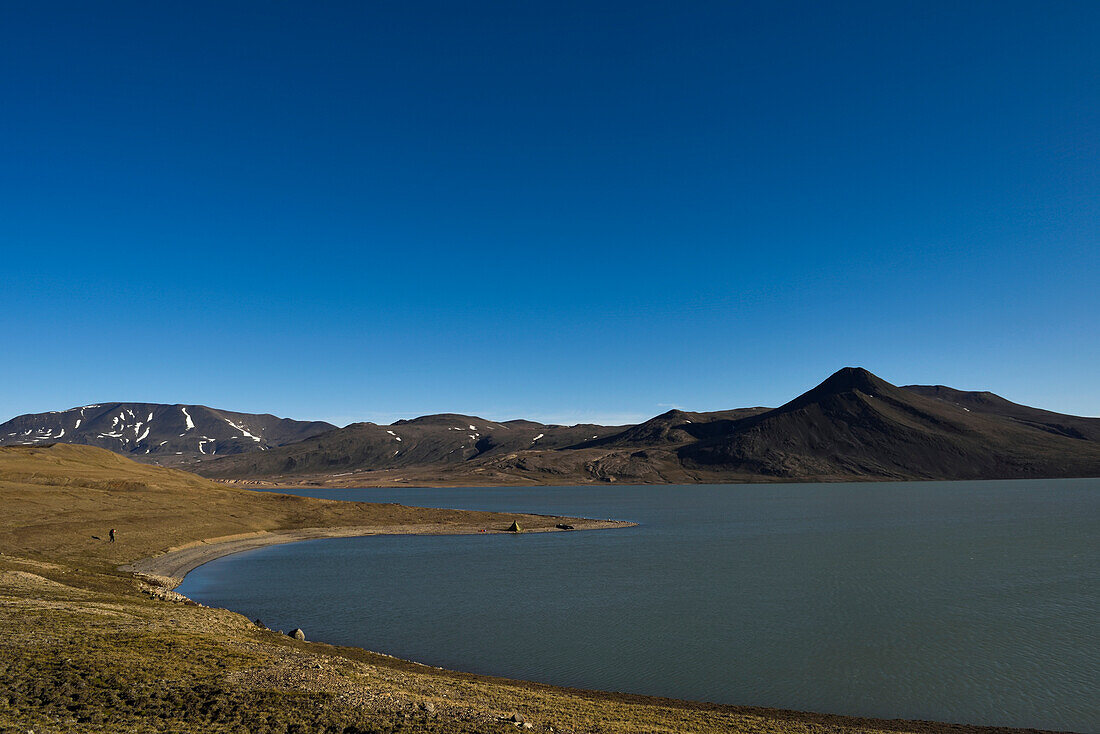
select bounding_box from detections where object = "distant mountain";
[586,407,770,448]
[678,367,1100,480]
[198,413,626,479]
[0,403,335,465]
[901,384,1100,442]
[197,368,1100,485]
[12,370,1097,485]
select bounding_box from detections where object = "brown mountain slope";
[680,368,1100,480]
[901,384,1100,442]
[197,414,627,480]
[194,368,1100,486]
[582,407,771,448]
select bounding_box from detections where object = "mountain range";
[199,368,1100,484]
[5,368,1099,485]
[0,403,334,464]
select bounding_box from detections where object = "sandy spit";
[122,518,633,588]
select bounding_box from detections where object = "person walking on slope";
[109,528,116,543]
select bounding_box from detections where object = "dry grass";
[0,443,603,573]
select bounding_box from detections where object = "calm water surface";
[178,480,1099,731]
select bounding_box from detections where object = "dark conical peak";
[815,367,892,396]
[772,367,898,414]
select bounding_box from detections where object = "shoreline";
[122,517,633,588]
[5,443,1078,732]
[204,473,1100,490]
[117,518,1082,734]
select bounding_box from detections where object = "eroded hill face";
[197,415,630,481]
[0,403,335,466]
[196,368,1100,485]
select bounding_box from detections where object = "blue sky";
[1,1,1097,425]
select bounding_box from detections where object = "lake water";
[177,480,1099,731]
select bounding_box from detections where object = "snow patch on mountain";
[224,419,261,442]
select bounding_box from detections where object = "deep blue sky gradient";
[2,2,1097,425]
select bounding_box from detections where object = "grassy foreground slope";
[0,445,1062,733]
[0,443,606,573]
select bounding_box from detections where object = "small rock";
[289,628,306,640]
[523,724,533,730]
[253,618,265,628]
[510,712,525,723]
[420,701,435,713]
